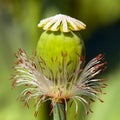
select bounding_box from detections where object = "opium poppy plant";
[11,14,107,120]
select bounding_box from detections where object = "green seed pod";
[36,31,85,78]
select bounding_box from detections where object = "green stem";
[53,103,66,120]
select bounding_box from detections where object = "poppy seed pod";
[36,31,85,78]
[11,14,107,117]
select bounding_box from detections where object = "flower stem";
[53,103,66,120]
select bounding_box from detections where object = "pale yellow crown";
[38,14,86,32]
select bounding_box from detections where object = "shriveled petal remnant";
[38,14,86,32]
[12,49,107,116]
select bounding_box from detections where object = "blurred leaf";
[86,66,120,120]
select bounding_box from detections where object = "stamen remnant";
[12,49,107,116]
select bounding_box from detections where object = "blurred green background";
[0,0,120,120]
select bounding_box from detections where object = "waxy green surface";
[36,31,84,77]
